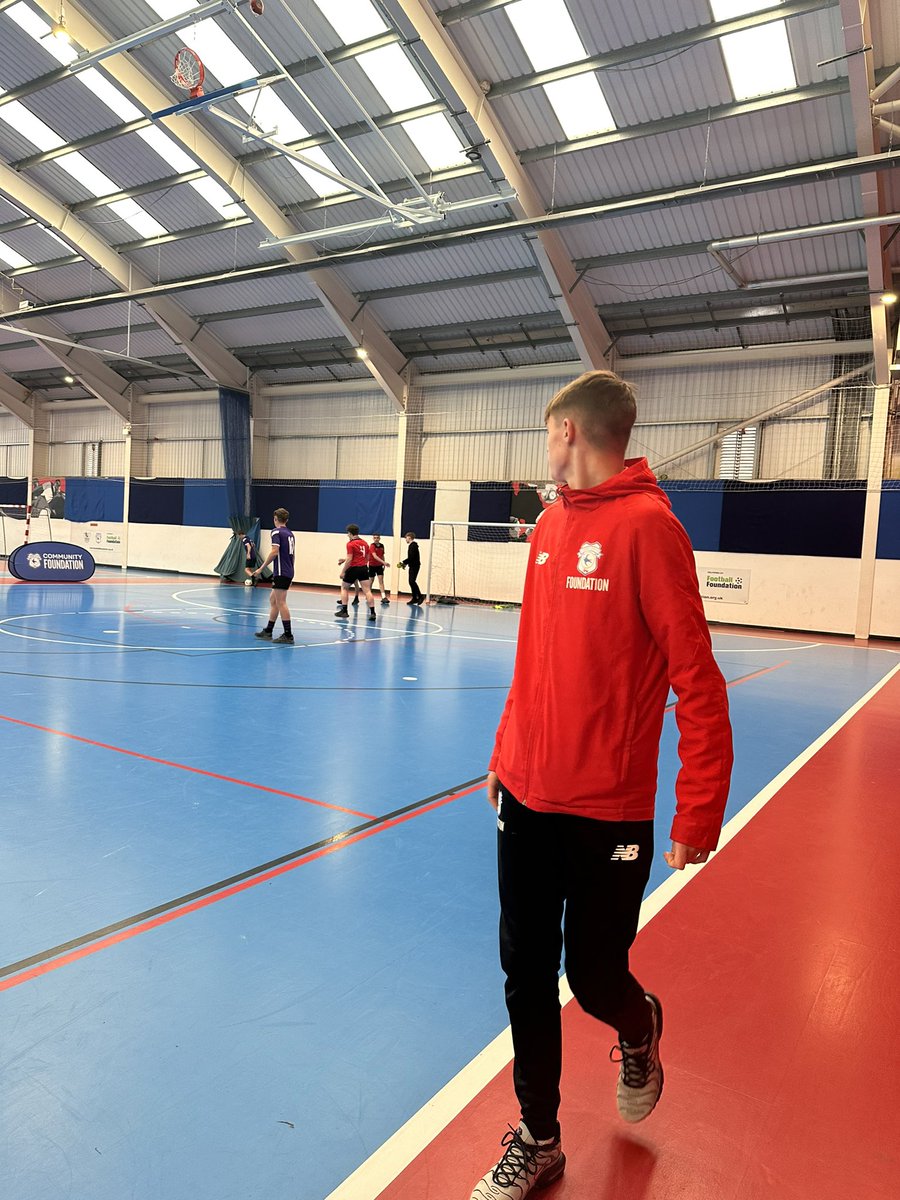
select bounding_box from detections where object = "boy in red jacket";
[470,370,733,1199]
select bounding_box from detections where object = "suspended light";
[63,374,75,383]
[355,347,369,360]
[50,6,70,42]
[880,292,898,305]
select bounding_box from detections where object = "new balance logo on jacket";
[610,844,640,861]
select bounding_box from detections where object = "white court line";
[0,592,447,653]
[171,588,447,647]
[713,641,822,654]
[322,659,900,1200]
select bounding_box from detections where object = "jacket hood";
[558,457,671,511]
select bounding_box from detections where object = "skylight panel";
[710,0,796,100]
[506,0,587,71]
[711,0,777,18]
[107,200,167,239]
[313,0,387,43]
[80,69,143,122]
[57,153,122,197]
[402,113,466,171]
[287,145,348,197]
[0,102,64,153]
[544,75,616,138]
[356,44,432,112]
[0,239,31,270]
[190,175,245,216]
[718,24,795,99]
[506,0,618,139]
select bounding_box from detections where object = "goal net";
[0,506,53,559]
[426,521,535,607]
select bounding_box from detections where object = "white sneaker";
[611,992,664,1123]
[469,1123,564,1198]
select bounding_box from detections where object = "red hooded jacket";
[490,459,733,851]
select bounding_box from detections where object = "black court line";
[0,774,488,983]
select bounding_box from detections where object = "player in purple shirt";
[251,508,295,644]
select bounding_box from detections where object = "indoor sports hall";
[0,2,898,1200]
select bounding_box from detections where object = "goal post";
[426,520,534,607]
[0,505,53,558]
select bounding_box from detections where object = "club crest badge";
[576,541,602,576]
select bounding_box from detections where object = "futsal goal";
[426,521,535,607]
[0,505,53,558]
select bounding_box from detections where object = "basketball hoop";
[172,47,205,98]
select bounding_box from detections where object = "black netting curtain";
[219,386,252,530]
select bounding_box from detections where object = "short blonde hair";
[544,370,636,451]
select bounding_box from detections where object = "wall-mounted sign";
[701,567,751,605]
[8,541,95,582]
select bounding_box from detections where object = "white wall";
[20,514,894,636]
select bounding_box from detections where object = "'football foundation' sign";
[8,541,96,582]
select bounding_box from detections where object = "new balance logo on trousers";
[610,844,640,861]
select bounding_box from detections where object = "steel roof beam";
[439,0,518,22]
[5,254,84,277]
[237,100,450,167]
[7,147,900,322]
[12,99,448,174]
[69,172,207,213]
[839,0,891,380]
[0,374,33,426]
[116,216,254,253]
[485,0,836,98]
[0,28,402,113]
[602,289,874,320]
[396,0,612,369]
[520,78,850,163]
[356,266,542,300]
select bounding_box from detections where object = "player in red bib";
[335,524,377,622]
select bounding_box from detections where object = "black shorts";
[368,565,384,578]
[271,575,293,591]
[344,565,369,585]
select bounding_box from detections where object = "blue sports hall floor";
[1,569,897,1200]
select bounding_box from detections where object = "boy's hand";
[664,842,710,870]
[486,770,500,811]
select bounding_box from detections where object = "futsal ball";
[244,579,253,587]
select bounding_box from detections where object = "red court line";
[0,781,487,994]
[0,713,373,819]
[664,658,788,713]
[376,672,900,1200]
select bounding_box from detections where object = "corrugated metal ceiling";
[0,0,896,393]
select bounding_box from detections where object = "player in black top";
[399,531,424,605]
[367,533,390,606]
[252,508,295,643]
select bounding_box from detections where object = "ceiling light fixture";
[50,5,70,42]
[881,292,898,305]
[355,347,369,359]
[63,374,75,383]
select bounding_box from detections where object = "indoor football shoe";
[469,1123,564,1198]
[273,632,294,643]
[254,629,273,639]
[611,993,664,1123]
